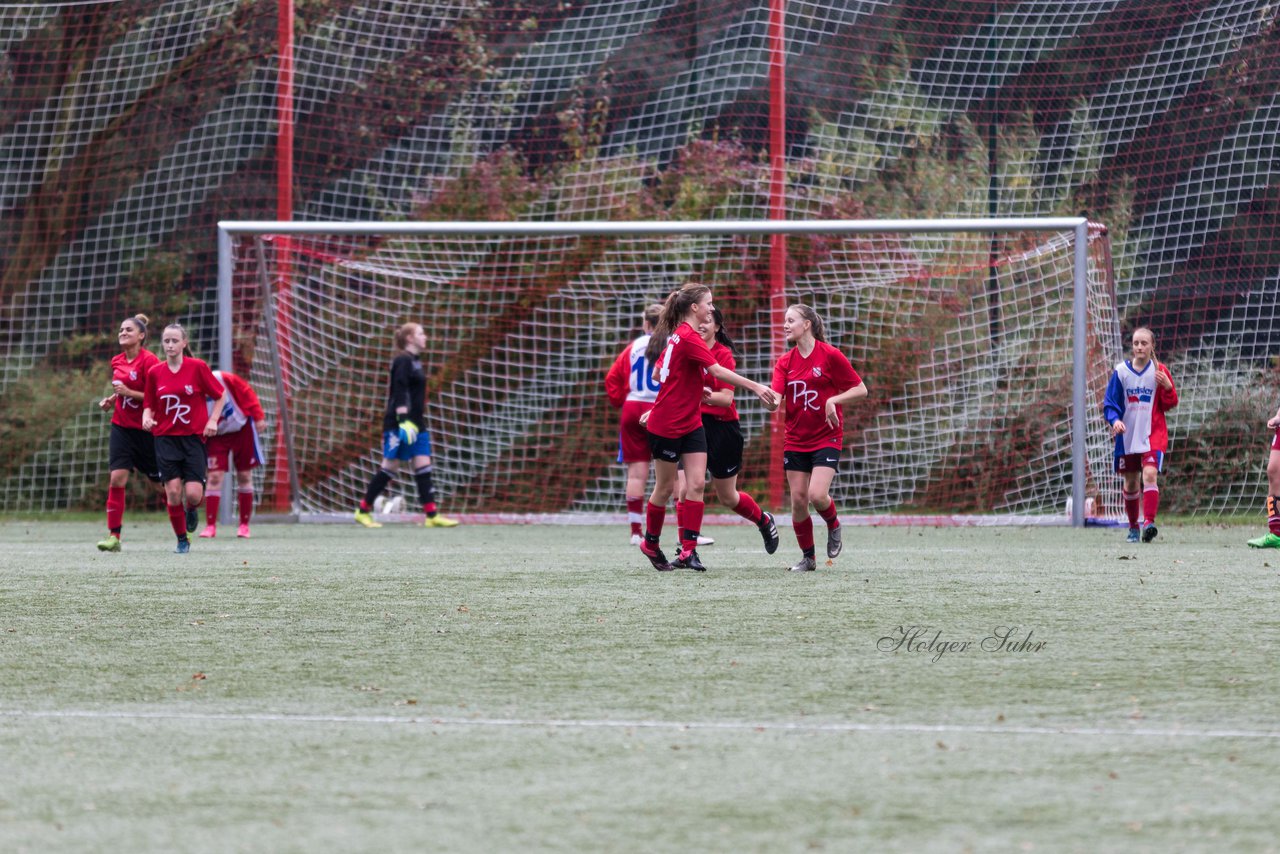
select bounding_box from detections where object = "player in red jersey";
[1247,401,1280,549]
[198,371,265,540]
[607,304,715,547]
[697,307,779,555]
[142,324,226,554]
[771,304,867,572]
[95,314,163,552]
[638,283,778,572]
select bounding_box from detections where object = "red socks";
[1122,490,1140,528]
[645,501,666,539]
[793,515,815,553]
[205,494,220,525]
[238,488,254,524]
[1142,485,1159,526]
[106,486,125,534]
[680,500,705,553]
[732,492,763,525]
[1268,496,1280,536]
[167,504,187,537]
[626,497,644,536]
[817,500,839,529]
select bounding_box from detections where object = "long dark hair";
[708,306,739,355]
[645,282,711,363]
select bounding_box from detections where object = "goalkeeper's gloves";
[397,416,421,446]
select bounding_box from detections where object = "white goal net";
[219,218,1121,525]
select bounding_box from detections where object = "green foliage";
[0,366,105,483]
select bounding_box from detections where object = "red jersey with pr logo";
[110,349,160,430]
[645,321,718,439]
[144,357,225,437]
[771,341,861,451]
[700,341,739,422]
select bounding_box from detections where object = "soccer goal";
[216,218,1121,526]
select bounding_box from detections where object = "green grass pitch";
[2,519,1278,851]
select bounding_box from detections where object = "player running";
[1103,326,1178,544]
[142,323,226,554]
[1246,403,1280,549]
[354,322,458,529]
[96,314,162,552]
[198,371,265,540]
[696,306,779,554]
[771,304,867,572]
[639,283,778,572]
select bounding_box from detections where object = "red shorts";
[1116,450,1163,473]
[618,399,655,464]
[206,425,263,473]
[1272,427,1280,452]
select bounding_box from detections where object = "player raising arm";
[1102,326,1178,544]
[142,323,226,554]
[771,304,867,572]
[1246,404,1280,549]
[96,314,162,552]
[354,322,458,529]
[199,370,266,540]
[639,283,778,572]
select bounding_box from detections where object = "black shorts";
[703,416,744,480]
[155,434,208,484]
[783,447,841,473]
[648,426,708,464]
[108,424,162,482]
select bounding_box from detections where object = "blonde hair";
[787,303,826,343]
[641,303,663,331]
[394,322,422,351]
[1132,326,1158,368]
[162,322,192,357]
[645,283,711,363]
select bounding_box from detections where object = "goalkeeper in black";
[354,322,459,528]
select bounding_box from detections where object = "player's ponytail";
[394,322,420,352]
[129,313,149,339]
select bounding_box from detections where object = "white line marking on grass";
[3,709,1280,739]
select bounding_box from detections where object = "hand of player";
[98,393,117,412]
[824,399,839,428]
[638,409,650,426]
[1154,367,1171,389]
[1112,420,1126,436]
[702,386,714,404]
[1269,414,1280,430]
[757,386,779,412]
[203,418,219,438]
[142,414,156,431]
[397,419,420,446]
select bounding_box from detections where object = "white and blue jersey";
[1103,360,1157,458]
